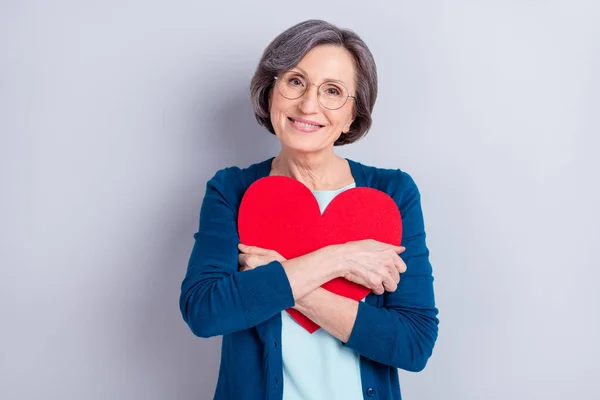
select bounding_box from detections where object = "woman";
[180,19,438,400]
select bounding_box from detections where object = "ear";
[342,116,355,134]
[342,105,357,134]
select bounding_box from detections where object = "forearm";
[343,300,438,371]
[181,261,295,338]
[294,282,438,372]
[293,287,358,343]
[281,245,345,301]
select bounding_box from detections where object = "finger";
[249,255,264,268]
[391,255,402,274]
[251,250,277,262]
[240,254,258,266]
[239,254,258,269]
[382,261,399,284]
[381,272,398,293]
[382,280,397,293]
[257,248,286,262]
[239,244,278,257]
[372,283,385,296]
[254,255,277,269]
[239,264,250,272]
[388,262,400,284]
[373,241,404,254]
[238,254,248,271]
[393,245,406,254]
[238,244,265,255]
[394,256,407,274]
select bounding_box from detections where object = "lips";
[289,117,324,126]
[288,117,324,132]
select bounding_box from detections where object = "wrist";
[294,287,327,312]
[318,244,348,279]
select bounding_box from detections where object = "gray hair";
[250,19,378,146]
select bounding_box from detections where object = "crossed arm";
[180,169,438,371]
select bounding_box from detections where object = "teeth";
[293,120,320,129]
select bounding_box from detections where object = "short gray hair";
[250,19,378,146]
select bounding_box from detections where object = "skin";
[238,45,407,343]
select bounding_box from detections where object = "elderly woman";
[180,19,438,400]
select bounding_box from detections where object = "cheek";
[268,97,291,135]
[268,89,287,117]
[328,110,353,129]
[269,94,287,118]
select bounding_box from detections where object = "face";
[269,45,357,155]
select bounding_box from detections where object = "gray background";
[2,1,599,399]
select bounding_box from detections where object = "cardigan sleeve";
[179,169,295,338]
[343,171,439,372]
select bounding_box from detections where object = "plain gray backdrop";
[2,1,599,399]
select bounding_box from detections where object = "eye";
[286,74,306,87]
[322,83,344,98]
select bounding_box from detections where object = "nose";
[298,83,320,114]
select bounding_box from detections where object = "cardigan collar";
[256,156,368,188]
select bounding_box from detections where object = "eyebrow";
[292,66,347,86]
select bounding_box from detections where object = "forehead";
[293,45,356,89]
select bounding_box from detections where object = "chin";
[281,140,323,154]
[275,124,338,154]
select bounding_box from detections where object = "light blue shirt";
[282,182,364,400]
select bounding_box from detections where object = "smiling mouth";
[288,117,324,129]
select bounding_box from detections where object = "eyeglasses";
[274,70,356,110]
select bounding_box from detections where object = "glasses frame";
[273,70,356,110]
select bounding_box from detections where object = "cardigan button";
[274,376,279,387]
[366,387,376,397]
[273,340,278,349]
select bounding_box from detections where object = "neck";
[271,147,348,191]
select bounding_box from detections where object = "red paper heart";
[238,176,402,333]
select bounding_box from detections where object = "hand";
[238,244,287,272]
[338,239,406,295]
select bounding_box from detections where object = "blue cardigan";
[180,157,439,400]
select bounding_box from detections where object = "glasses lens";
[319,82,348,110]
[277,71,306,99]
[275,71,351,110]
